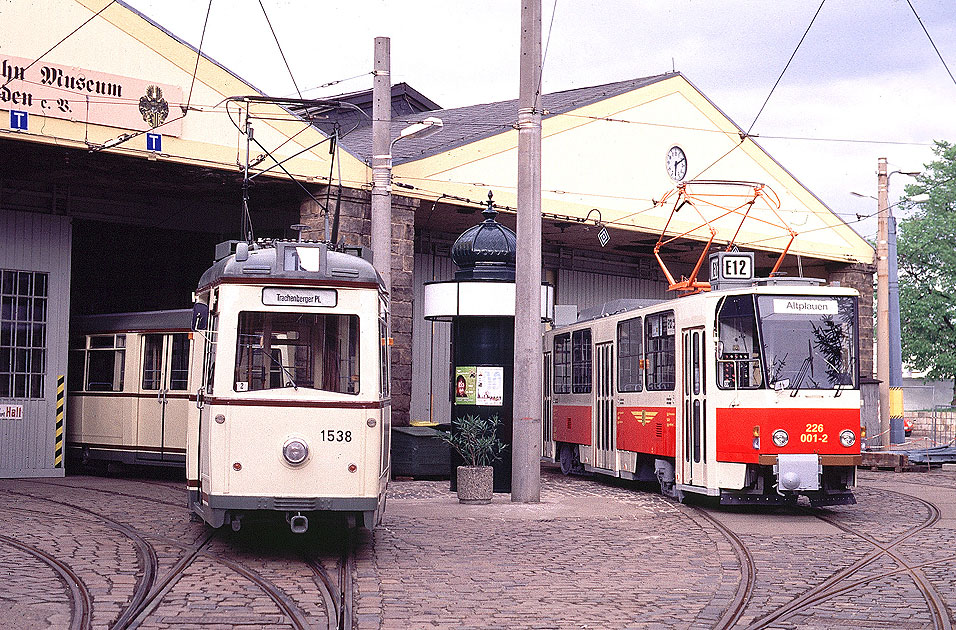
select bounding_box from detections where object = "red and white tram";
[542,252,862,506]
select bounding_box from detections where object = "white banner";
[262,288,337,307]
[773,299,838,315]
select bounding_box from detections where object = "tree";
[897,140,956,406]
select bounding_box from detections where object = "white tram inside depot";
[543,252,863,506]
[67,309,201,467]
[187,239,391,531]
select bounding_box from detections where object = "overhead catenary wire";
[259,0,302,99]
[185,0,214,113]
[904,0,956,88]
[747,0,826,135]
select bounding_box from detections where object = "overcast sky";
[124,0,956,242]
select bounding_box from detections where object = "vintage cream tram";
[188,239,390,531]
[67,309,201,467]
[543,252,862,506]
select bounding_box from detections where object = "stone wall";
[299,187,419,426]
[827,262,875,378]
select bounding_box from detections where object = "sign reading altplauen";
[0,55,184,136]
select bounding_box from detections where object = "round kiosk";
[423,192,554,492]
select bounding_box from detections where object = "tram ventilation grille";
[656,423,663,439]
[274,498,317,510]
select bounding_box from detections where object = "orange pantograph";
[653,180,796,294]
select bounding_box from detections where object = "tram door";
[137,334,191,461]
[680,328,707,486]
[593,342,616,471]
[542,352,553,459]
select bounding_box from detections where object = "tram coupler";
[288,512,309,534]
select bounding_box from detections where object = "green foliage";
[435,415,508,467]
[897,140,956,404]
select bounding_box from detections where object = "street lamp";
[851,161,919,447]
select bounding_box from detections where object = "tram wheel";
[559,443,575,476]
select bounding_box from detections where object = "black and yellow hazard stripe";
[54,375,65,468]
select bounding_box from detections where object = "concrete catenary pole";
[888,205,904,443]
[512,0,543,502]
[371,37,391,295]
[876,157,890,448]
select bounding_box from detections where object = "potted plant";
[436,414,508,504]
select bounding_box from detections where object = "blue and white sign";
[10,109,27,130]
[146,132,162,152]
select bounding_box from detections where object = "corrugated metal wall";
[410,251,454,426]
[556,268,668,310]
[0,209,71,477]
[409,248,668,428]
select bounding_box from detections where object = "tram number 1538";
[319,430,352,443]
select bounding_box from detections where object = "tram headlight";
[840,430,856,448]
[282,438,309,465]
[772,429,789,448]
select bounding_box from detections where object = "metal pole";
[512,0,543,502]
[877,157,890,448]
[371,37,391,295]
[888,208,904,444]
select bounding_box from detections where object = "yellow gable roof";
[393,74,873,265]
[1,0,366,187]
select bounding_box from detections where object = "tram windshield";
[716,294,858,391]
[756,295,858,391]
[234,312,359,394]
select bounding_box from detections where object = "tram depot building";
[0,0,874,477]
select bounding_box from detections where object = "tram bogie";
[543,270,862,507]
[188,239,390,532]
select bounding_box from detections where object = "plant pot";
[456,465,493,504]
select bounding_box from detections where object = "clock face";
[666,146,688,181]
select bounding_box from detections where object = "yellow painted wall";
[1,0,366,187]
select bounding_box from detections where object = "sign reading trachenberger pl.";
[0,55,183,136]
[262,288,337,307]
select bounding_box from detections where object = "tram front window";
[756,296,858,391]
[234,312,359,394]
[716,296,762,390]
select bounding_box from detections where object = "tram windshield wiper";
[256,346,298,390]
[789,341,813,398]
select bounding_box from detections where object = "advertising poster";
[454,366,476,405]
[476,366,504,407]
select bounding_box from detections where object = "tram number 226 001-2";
[800,423,828,443]
[319,430,353,443]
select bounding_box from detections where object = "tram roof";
[197,241,382,291]
[72,309,193,334]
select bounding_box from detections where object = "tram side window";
[235,311,360,394]
[645,311,675,391]
[85,334,126,392]
[379,296,389,397]
[571,329,592,394]
[553,333,571,394]
[168,334,190,390]
[617,316,643,392]
[716,295,762,390]
[203,309,218,395]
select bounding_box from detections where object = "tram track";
[0,485,323,628]
[688,506,756,630]
[0,533,93,630]
[745,488,951,630]
[28,478,185,509]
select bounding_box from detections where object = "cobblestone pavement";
[0,467,954,629]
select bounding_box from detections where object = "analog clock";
[665,145,687,181]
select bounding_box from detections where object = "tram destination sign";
[262,287,337,307]
[710,252,754,282]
